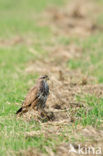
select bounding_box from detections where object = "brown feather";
[16,76,49,115]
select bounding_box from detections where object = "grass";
[68,34,103,83]
[0,0,103,155]
[75,95,103,127]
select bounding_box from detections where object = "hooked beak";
[46,77,49,81]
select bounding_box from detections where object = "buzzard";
[16,75,49,115]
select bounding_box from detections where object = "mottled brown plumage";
[16,75,49,115]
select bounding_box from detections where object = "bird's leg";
[32,102,38,111]
[39,108,47,118]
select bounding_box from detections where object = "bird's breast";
[44,82,49,96]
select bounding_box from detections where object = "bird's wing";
[22,86,40,108]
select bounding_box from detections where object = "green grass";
[68,34,103,83]
[0,0,63,37]
[75,95,103,127]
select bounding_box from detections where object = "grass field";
[0,0,103,155]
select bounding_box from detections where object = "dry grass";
[39,0,102,37]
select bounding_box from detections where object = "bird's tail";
[16,107,23,115]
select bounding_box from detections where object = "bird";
[16,75,49,115]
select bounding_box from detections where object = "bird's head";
[39,75,49,81]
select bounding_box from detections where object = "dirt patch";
[55,127,103,156]
[19,126,103,156]
[0,36,33,47]
[24,43,82,122]
[24,39,102,123]
[39,0,102,37]
[17,148,44,156]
